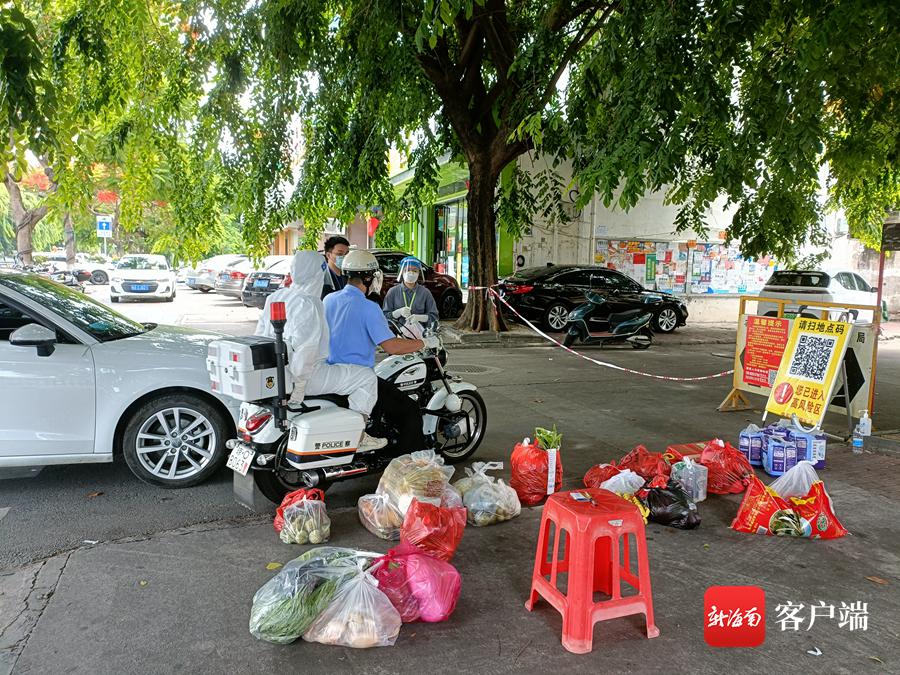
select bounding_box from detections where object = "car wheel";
[90,270,109,285]
[111,295,120,303]
[165,291,175,302]
[543,302,569,332]
[199,287,211,294]
[653,305,679,333]
[439,291,462,319]
[122,394,230,488]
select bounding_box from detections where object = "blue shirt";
[323,285,394,367]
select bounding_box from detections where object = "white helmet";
[340,250,379,274]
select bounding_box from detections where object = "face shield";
[398,257,423,284]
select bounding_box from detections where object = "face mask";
[333,255,345,270]
[403,271,419,284]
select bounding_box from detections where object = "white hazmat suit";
[255,251,378,415]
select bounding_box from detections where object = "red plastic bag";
[510,439,563,506]
[373,543,462,623]
[273,487,325,533]
[583,463,620,488]
[700,440,753,494]
[731,477,848,539]
[400,498,466,562]
[617,445,671,480]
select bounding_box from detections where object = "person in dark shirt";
[322,235,350,297]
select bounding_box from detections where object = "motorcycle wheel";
[563,332,577,348]
[631,328,653,350]
[435,390,487,464]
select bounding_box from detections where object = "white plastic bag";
[769,460,819,499]
[599,468,646,495]
[453,461,521,527]
[280,500,331,545]
[377,449,456,516]
[249,547,378,644]
[303,564,401,648]
[358,493,404,540]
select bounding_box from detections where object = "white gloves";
[392,306,412,319]
[423,335,441,351]
[409,313,429,325]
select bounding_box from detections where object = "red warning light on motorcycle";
[773,382,793,405]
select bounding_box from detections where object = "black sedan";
[241,258,292,308]
[498,265,689,333]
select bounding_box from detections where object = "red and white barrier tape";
[465,286,734,382]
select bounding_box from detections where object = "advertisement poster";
[743,316,791,388]
[645,254,657,282]
[766,318,852,426]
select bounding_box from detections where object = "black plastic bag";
[644,480,701,529]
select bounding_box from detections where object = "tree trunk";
[5,174,48,267]
[63,213,76,267]
[455,157,508,332]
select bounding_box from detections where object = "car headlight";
[111,276,122,283]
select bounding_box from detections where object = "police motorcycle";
[210,303,487,504]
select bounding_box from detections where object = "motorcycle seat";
[304,393,350,408]
[608,309,647,325]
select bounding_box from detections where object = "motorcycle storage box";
[207,337,292,402]
[285,407,365,470]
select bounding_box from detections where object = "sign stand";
[718,389,752,412]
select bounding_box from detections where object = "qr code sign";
[787,334,835,382]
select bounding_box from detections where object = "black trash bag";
[644,480,701,529]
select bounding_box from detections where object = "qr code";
[787,335,835,382]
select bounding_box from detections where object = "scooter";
[215,303,487,504]
[563,291,654,349]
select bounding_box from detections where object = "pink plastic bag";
[373,543,461,623]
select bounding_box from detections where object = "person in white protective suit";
[256,250,386,451]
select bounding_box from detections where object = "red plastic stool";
[525,488,659,653]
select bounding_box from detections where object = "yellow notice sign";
[766,318,852,426]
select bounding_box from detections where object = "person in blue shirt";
[323,250,428,453]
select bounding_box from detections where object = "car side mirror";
[10,323,58,357]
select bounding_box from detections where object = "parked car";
[187,255,246,293]
[110,254,177,303]
[215,256,291,299]
[757,270,878,322]
[498,264,689,333]
[369,250,463,318]
[0,272,239,487]
[241,257,293,308]
[33,251,115,285]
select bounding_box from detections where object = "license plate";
[187,277,196,284]
[226,445,255,476]
[220,273,230,281]
[131,284,150,292]
[253,279,269,289]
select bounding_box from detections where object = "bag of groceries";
[510,427,563,506]
[453,462,521,527]
[303,562,401,648]
[376,450,455,516]
[358,493,404,541]
[373,542,462,623]
[400,498,466,562]
[249,547,377,644]
[279,491,331,545]
[274,488,326,533]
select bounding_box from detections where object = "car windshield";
[0,274,147,342]
[766,271,830,288]
[117,257,168,270]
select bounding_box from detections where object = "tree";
[195,0,898,331]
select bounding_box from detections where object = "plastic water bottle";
[851,429,864,454]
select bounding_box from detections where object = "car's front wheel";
[653,305,680,333]
[122,393,230,488]
[439,291,462,318]
[110,295,120,303]
[90,270,109,285]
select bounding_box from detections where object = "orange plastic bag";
[731,476,848,539]
[617,445,671,480]
[273,488,326,533]
[400,498,466,562]
[583,463,620,488]
[510,439,563,506]
[700,440,753,494]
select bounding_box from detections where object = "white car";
[110,254,177,302]
[0,272,240,487]
[757,270,879,323]
[34,251,116,285]
[187,254,247,293]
